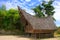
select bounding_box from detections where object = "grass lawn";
[54,34,60,37]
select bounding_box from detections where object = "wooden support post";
[35,33,37,40]
[39,33,40,39]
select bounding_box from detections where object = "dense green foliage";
[0,5,22,31]
[56,27,60,34]
[42,0,55,16]
[32,5,44,17]
[33,0,55,17]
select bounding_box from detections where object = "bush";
[55,27,60,34]
[0,5,20,30]
[0,5,25,34]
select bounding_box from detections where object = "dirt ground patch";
[0,35,30,40]
[40,37,60,40]
[0,35,60,40]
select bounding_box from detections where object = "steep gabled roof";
[18,6,57,30]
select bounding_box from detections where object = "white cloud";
[25,0,31,2]
[29,2,36,6]
[4,0,34,15]
[44,0,50,2]
[53,9,60,21]
[53,1,60,21]
[39,0,41,1]
[4,0,27,10]
[25,9,35,15]
[5,2,12,9]
[20,0,24,2]
[53,1,60,9]
[5,1,17,10]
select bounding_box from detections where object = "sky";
[0,0,60,26]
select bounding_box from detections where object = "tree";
[0,5,21,30]
[5,9,20,30]
[42,0,55,16]
[32,5,44,17]
[33,0,55,17]
[0,5,7,29]
[0,4,6,11]
[55,27,60,34]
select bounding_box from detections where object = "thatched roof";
[18,6,57,30]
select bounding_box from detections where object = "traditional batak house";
[18,6,57,38]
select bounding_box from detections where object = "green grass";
[54,33,60,37]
